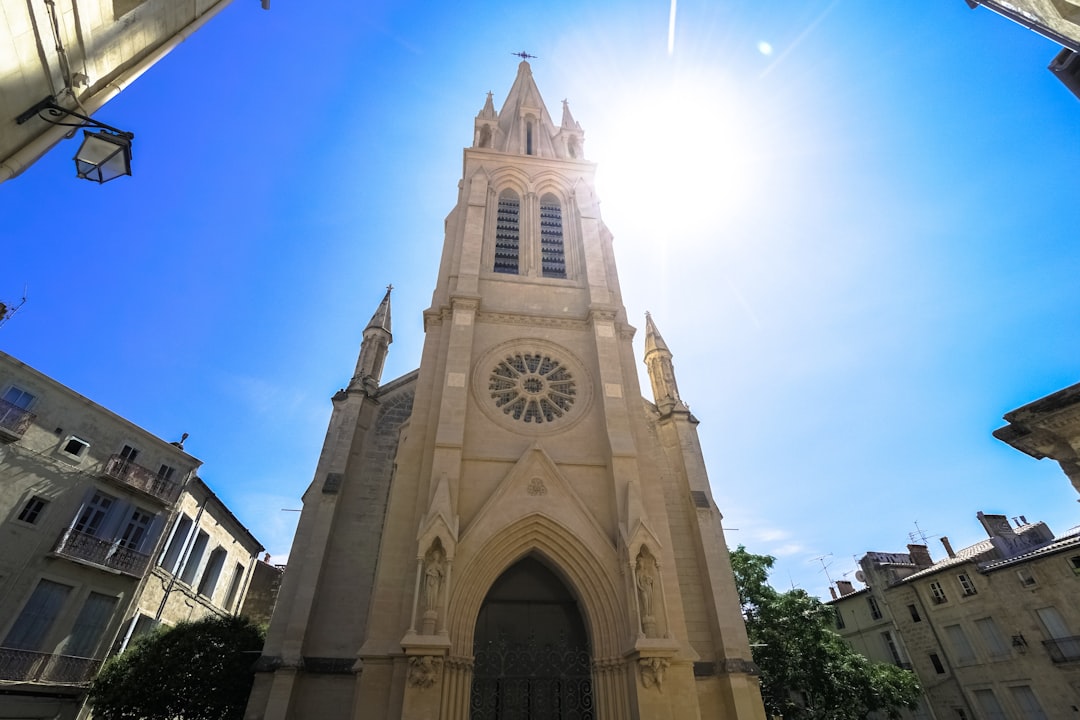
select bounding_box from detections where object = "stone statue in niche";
[636,547,659,638]
[639,657,668,691]
[408,655,441,689]
[422,541,446,634]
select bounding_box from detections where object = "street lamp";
[16,96,135,183]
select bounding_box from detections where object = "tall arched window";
[494,190,520,274]
[526,120,534,156]
[539,194,566,279]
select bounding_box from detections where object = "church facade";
[245,61,766,720]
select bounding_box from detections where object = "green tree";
[730,546,920,720]
[89,614,265,720]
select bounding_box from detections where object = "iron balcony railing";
[1043,636,1080,663]
[100,454,181,503]
[0,646,101,685]
[0,398,34,440]
[54,527,151,577]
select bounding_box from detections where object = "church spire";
[644,312,684,415]
[350,286,393,392]
[493,60,560,158]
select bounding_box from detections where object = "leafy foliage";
[89,614,265,720]
[731,546,921,720]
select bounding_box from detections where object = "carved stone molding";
[445,655,474,672]
[408,655,442,689]
[476,311,589,331]
[526,477,547,495]
[638,657,669,692]
[721,657,761,676]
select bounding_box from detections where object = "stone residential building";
[829,511,1080,720]
[1,0,264,183]
[994,381,1080,496]
[245,61,767,720]
[0,350,265,719]
[118,475,268,651]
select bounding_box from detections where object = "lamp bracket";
[16,96,134,139]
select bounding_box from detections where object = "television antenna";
[0,285,28,328]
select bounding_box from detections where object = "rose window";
[488,352,576,424]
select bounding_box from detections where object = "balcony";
[54,528,151,577]
[0,398,34,441]
[1043,636,1080,663]
[0,647,101,685]
[100,454,181,503]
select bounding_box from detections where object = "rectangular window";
[180,530,209,585]
[73,491,115,536]
[881,631,903,665]
[159,514,194,573]
[972,689,1007,720]
[65,592,118,658]
[117,508,154,550]
[929,652,945,674]
[223,563,246,611]
[1017,568,1037,586]
[833,606,845,629]
[2,386,36,409]
[975,617,1010,658]
[929,581,947,604]
[17,496,48,524]
[868,596,882,620]
[62,436,90,458]
[119,444,139,463]
[1008,685,1048,720]
[197,547,227,599]
[157,464,175,482]
[2,579,72,650]
[957,573,977,596]
[908,604,921,622]
[1070,555,1080,575]
[944,624,976,664]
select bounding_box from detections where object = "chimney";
[941,536,956,559]
[907,544,933,569]
[978,511,1016,538]
[1020,515,1028,525]
[836,580,855,596]
[829,587,838,600]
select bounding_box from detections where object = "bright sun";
[590,68,771,247]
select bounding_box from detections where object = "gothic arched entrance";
[470,555,594,719]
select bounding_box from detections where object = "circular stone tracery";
[488,352,576,424]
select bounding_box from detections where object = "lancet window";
[494,190,520,274]
[539,194,566,279]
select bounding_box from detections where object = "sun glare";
[591,70,770,248]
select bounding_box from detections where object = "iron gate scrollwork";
[470,633,594,720]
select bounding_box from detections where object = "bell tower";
[246,61,766,720]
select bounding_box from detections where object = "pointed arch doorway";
[470,556,594,719]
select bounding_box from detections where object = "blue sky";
[2,0,1078,599]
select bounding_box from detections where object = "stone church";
[245,61,766,720]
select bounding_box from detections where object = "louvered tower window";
[494,190,520,274]
[539,194,566,278]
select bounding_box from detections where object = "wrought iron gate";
[470,633,594,720]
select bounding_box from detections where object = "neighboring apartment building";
[830,511,1080,720]
[0,351,265,719]
[963,1,1080,98]
[994,381,1080,495]
[118,475,267,652]
[1,0,261,183]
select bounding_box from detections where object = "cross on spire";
[512,51,538,60]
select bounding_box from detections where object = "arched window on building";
[494,190,520,274]
[539,194,566,279]
[526,120,534,155]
